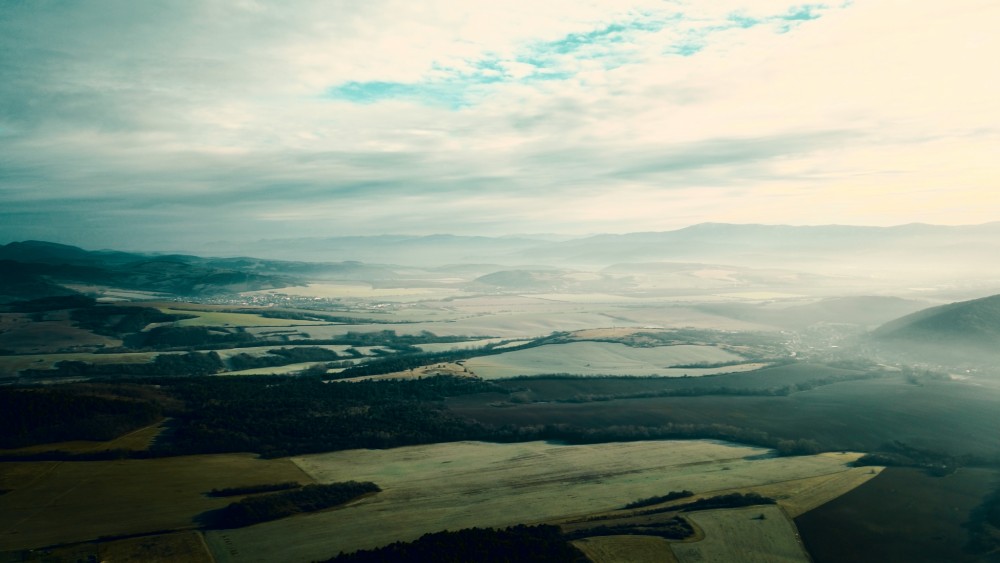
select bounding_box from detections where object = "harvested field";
[222,362,326,375]
[0,351,162,376]
[0,530,213,563]
[592,305,779,331]
[0,315,119,354]
[796,467,1000,563]
[672,505,810,563]
[338,362,474,382]
[761,464,883,518]
[292,311,637,339]
[572,535,678,563]
[251,282,458,301]
[556,453,877,526]
[166,309,328,327]
[415,338,508,353]
[62,286,168,301]
[570,327,648,340]
[98,531,213,563]
[205,440,866,563]
[0,454,313,551]
[0,419,168,456]
[464,341,752,378]
[213,345,354,359]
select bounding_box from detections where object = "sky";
[1,0,998,250]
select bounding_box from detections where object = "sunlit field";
[204,441,872,562]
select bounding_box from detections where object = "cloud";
[0,0,998,250]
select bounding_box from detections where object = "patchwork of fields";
[204,440,873,563]
[5,277,997,563]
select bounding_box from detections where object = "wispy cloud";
[326,4,841,108]
[0,0,998,250]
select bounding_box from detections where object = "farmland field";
[222,362,330,375]
[0,314,119,354]
[415,338,509,352]
[288,311,640,339]
[671,505,811,563]
[0,530,214,563]
[249,282,460,301]
[572,535,678,563]
[212,345,356,360]
[796,467,1000,563]
[204,440,871,563]
[0,419,168,456]
[0,351,163,376]
[166,309,329,327]
[0,454,313,551]
[464,341,753,378]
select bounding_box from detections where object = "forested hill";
[875,294,1000,343]
[0,241,302,299]
[873,294,1000,362]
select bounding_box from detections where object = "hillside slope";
[873,294,1000,363]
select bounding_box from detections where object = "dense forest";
[326,525,589,563]
[623,490,694,509]
[0,386,162,448]
[964,483,1000,554]
[2,375,832,459]
[19,352,225,378]
[563,516,693,541]
[207,482,302,497]
[155,375,500,457]
[208,482,381,529]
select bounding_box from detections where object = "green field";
[205,440,868,563]
[167,309,330,327]
[672,505,811,563]
[464,341,752,378]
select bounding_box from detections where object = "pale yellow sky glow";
[0,0,997,248]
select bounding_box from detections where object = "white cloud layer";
[0,0,998,249]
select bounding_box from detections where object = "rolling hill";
[873,294,1000,363]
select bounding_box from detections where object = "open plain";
[204,440,873,563]
[671,505,811,563]
[0,454,313,551]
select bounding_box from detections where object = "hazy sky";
[1,0,998,250]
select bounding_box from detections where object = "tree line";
[3,375,833,458]
[0,387,162,448]
[326,525,589,563]
[20,351,225,379]
[207,482,380,529]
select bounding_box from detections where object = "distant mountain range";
[4,222,1000,301]
[179,222,1000,276]
[0,241,303,301]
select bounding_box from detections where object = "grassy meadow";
[572,535,678,563]
[464,341,755,378]
[671,505,811,563]
[204,440,871,562]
